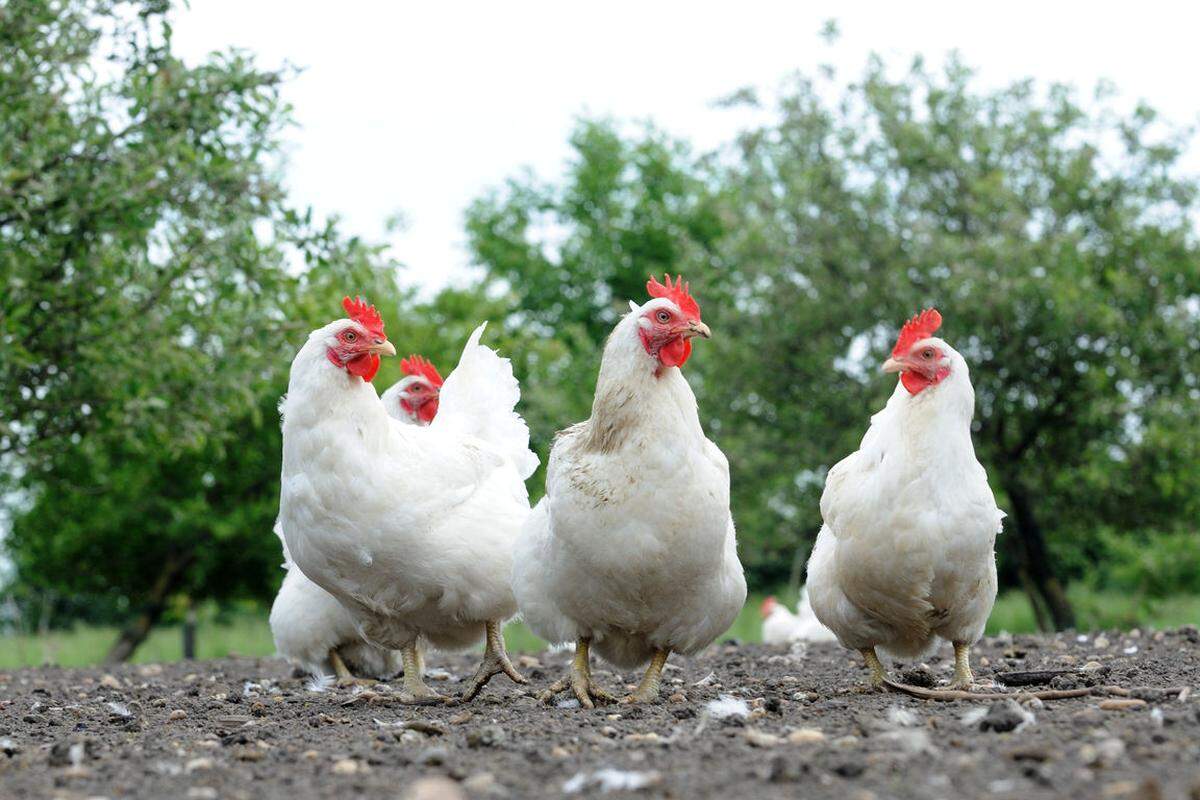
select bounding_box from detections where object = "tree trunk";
[1003,478,1076,630]
[104,551,194,664]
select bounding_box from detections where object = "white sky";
[171,2,1200,294]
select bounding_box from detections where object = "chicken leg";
[950,641,974,689]
[620,647,670,704]
[457,620,528,702]
[860,647,887,689]
[539,637,618,709]
[329,647,377,688]
[397,641,447,704]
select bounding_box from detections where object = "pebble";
[1080,738,1126,767]
[184,757,214,773]
[624,732,663,744]
[405,776,466,800]
[1,738,20,757]
[743,728,782,748]
[417,746,450,766]
[787,728,825,744]
[168,709,188,721]
[600,726,618,738]
[550,746,571,759]
[979,700,1034,733]
[186,789,218,800]
[667,692,687,703]
[1093,636,1111,649]
[99,674,123,690]
[466,725,507,748]
[302,749,319,760]
[1081,661,1105,673]
[331,758,362,775]
[448,711,473,725]
[216,714,252,727]
[233,746,263,762]
[462,772,503,796]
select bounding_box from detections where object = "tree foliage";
[466,61,1200,627]
[3,5,1197,652]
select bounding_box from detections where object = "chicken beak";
[371,340,397,357]
[881,357,904,373]
[686,320,712,340]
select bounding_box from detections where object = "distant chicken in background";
[381,354,443,425]
[270,353,444,683]
[807,309,1003,689]
[279,298,537,703]
[760,589,837,646]
[515,276,746,707]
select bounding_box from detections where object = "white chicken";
[269,522,400,682]
[806,309,1004,689]
[269,353,444,683]
[278,297,537,702]
[514,276,746,707]
[380,354,443,425]
[760,589,837,646]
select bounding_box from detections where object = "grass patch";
[2,589,1196,670]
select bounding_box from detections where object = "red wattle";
[347,353,381,382]
[418,398,439,423]
[659,337,692,368]
[901,366,950,395]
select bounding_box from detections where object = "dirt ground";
[1,628,1198,800]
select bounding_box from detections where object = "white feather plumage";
[806,340,1004,659]
[269,360,430,679]
[278,320,536,656]
[513,299,746,669]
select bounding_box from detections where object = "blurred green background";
[2,2,1198,667]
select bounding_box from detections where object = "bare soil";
[1,628,1198,800]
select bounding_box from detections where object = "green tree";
[0,0,408,658]
[467,65,1200,629]
[1,0,294,474]
[711,57,1200,628]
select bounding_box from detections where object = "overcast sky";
[171,2,1200,293]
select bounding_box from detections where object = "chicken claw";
[329,648,378,688]
[457,620,528,703]
[860,647,888,689]
[397,641,450,704]
[619,647,670,704]
[949,641,975,690]
[539,638,617,709]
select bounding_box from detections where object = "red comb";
[342,296,386,339]
[646,274,701,321]
[400,354,443,387]
[892,308,942,357]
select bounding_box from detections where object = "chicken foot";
[329,647,377,688]
[456,620,528,702]
[539,637,619,709]
[860,647,888,689]
[397,641,449,705]
[620,647,671,704]
[950,641,975,689]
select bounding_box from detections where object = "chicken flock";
[270,282,1002,704]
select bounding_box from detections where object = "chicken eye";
[922,348,934,359]
[656,310,671,324]
[343,330,357,342]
